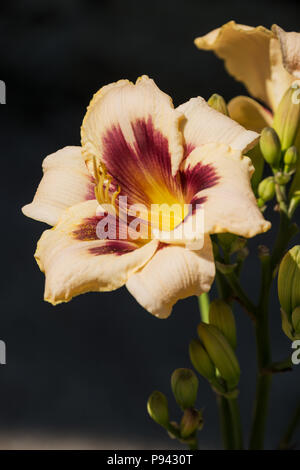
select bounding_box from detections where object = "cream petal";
[177,97,259,154]
[228,96,273,132]
[126,235,215,319]
[272,24,300,80]
[35,199,159,305]
[22,146,95,226]
[269,32,297,109]
[195,21,274,107]
[182,143,271,237]
[81,76,184,195]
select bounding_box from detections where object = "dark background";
[0,0,299,449]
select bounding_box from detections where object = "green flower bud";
[280,308,300,341]
[284,146,298,173]
[197,323,240,390]
[273,85,300,152]
[280,309,294,341]
[180,408,203,439]
[292,306,300,334]
[278,246,300,318]
[284,146,298,166]
[147,391,169,427]
[209,300,237,350]
[288,195,300,217]
[289,154,300,198]
[259,127,281,168]
[274,172,291,185]
[189,339,216,381]
[246,144,264,193]
[258,177,275,202]
[207,93,229,116]
[171,369,198,410]
[257,197,266,209]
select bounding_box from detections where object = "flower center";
[93,157,121,211]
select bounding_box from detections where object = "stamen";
[93,156,121,212]
[111,184,121,207]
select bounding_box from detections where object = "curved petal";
[81,75,184,207]
[35,199,159,305]
[177,97,259,154]
[228,96,273,132]
[22,146,95,226]
[195,21,274,107]
[268,25,300,109]
[126,235,215,318]
[272,25,300,80]
[269,33,297,109]
[182,143,271,237]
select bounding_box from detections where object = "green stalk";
[188,438,198,450]
[215,270,232,302]
[223,271,257,321]
[203,271,243,450]
[216,395,235,450]
[198,293,210,323]
[249,241,272,449]
[198,291,235,450]
[278,401,300,449]
[228,398,244,449]
[271,211,298,272]
[249,210,296,449]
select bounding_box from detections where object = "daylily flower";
[22,76,270,318]
[195,21,300,132]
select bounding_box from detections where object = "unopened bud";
[209,300,237,350]
[284,146,298,166]
[274,172,291,185]
[288,195,300,217]
[180,408,203,438]
[189,339,216,381]
[284,146,298,173]
[281,309,294,341]
[207,93,229,116]
[273,85,300,152]
[259,127,281,168]
[246,144,264,193]
[171,369,198,410]
[258,177,275,202]
[292,306,300,335]
[278,246,300,318]
[257,197,266,209]
[197,323,240,389]
[147,391,169,427]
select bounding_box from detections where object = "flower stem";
[249,210,296,449]
[249,240,272,449]
[216,395,235,450]
[278,401,300,449]
[271,211,298,272]
[198,293,210,323]
[198,291,236,450]
[228,398,243,449]
[223,271,257,320]
[188,438,198,450]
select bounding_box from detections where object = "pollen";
[93,157,121,211]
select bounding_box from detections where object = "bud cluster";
[257,85,300,214]
[189,300,240,395]
[278,246,300,340]
[147,368,203,448]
